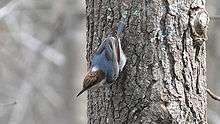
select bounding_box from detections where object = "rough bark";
[86,0,208,124]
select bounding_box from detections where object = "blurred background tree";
[207,1,220,124]
[0,0,87,124]
[0,0,219,124]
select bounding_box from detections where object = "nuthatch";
[77,22,126,97]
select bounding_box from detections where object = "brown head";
[77,69,105,97]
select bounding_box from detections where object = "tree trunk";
[86,0,209,123]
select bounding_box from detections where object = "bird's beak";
[76,89,87,97]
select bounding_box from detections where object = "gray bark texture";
[86,0,209,124]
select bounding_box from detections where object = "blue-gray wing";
[105,37,120,80]
[117,38,126,71]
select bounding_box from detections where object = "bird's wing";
[105,42,114,61]
[118,38,126,71]
[95,39,108,55]
[106,37,120,79]
[106,36,126,72]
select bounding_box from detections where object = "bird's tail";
[116,21,126,35]
[110,21,126,37]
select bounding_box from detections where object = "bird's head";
[77,67,105,97]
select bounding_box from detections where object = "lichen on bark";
[86,0,208,123]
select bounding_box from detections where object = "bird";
[77,22,127,97]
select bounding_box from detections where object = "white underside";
[91,66,99,72]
